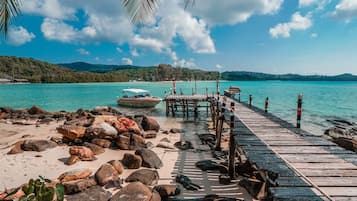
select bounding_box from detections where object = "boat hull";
[117,97,161,108]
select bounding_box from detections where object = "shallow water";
[0,81,356,135]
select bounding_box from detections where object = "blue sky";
[0,0,357,75]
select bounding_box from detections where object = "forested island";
[0,56,356,83]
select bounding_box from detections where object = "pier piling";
[297,94,303,128]
[228,102,236,180]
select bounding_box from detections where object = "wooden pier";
[164,94,214,117]
[220,97,357,200]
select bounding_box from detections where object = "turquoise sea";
[0,81,356,135]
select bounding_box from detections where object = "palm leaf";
[0,0,21,37]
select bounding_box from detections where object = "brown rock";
[22,140,57,152]
[115,117,142,134]
[0,112,8,119]
[141,116,160,131]
[84,142,105,155]
[63,178,97,195]
[154,185,180,198]
[28,106,46,115]
[95,163,119,186]
[110,182,160,201]
[85,122,118,140]
[66,185,111,201]
[116,133,146,150]
[57,125,86,140]
[58,169,92,182]
[135,148,163,169]
[125,169,160,186]
[108,160,124,175]
[91,138,111,148]
[7,141,24,154]
[121,153,142,169]
[66,146,95,165]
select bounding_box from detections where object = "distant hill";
[221,71,357,81]
[59,62,144,73]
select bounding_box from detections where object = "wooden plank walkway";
[224,98,357,201]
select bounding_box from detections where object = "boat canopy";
[122,88,150,94]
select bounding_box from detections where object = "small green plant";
[18,176,64,201]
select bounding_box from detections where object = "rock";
[162,130,169,134]
[7,141,24,154]
[160,138,170,143]
[219,174,231,185]
[332,137,357,152]
[116,133,146,150]
[66,185,111,201]
[58,169,93,182]
[63,178,97,195]
[108,160,124,175]
[28,106,46,115]
[156,142,175,149]
[116,117,142,134]
[0,112,8,119]
[141,130,158,139]
[145,142,154,149]
[66,146,95,165]
[196,160,221,171]
[121,153,142,169]
[153,185,180,198]
[50,136,63,145]
[170,128,184,133]
[135,148,163,169]
[91,138,112,148]
[110,182,160,201]
[0,107,12,113]
[141,116,160,131]
[84,142,105,155]
[38,117,54,124]
[93,106,110,113]
[95,163,119,186]
[57,125,86,140]
[64,118,93,127]
[22,140,57,152]
[86,122,118,140]
[125,169,160,186]
[174,141,194,150]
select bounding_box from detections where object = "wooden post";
[228,103,236,179]
[265,97,269,113]
[173,80,177,95]
[238,92,241,103]
[166,99,169,116]
[194,100,198,117]
[171,100,175,117]
[192,88,194,95]
[215,102,226,151]
[206,87,208,97]
[211,100,216,128]
[180,88,183,95]
[297,94,303,128]
[216,79,219,96]
[249,95,252,107]
[186,100,189,117]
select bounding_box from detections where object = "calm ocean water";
[0,81,356,135]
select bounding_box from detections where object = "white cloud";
[331,0,357,21]
[122,57,133,65]
[131,49,139,57]
[299,0,331,11]
[216,64,223,69]
[77,48,90,55]
[22,0,76,20]
[95,57,100,61]
[299,0,318,7]
[189,0,283,25]
[311,33,318,38]
[7,26,35,46]
[269,12,312,38]
[173,58,196,68]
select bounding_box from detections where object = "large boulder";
[66,146,95,165]
[121,153,142,169]
[135,148,163,169]
[66,185,111,201]
[141,116,160,131]
[153,185,180,198]
[116,133,146,150]
[22,140,57,152]
[86,122,118,140]
[84,142,105,155]
[57,125,86,140]
[58,169,92,183]
[95,163,119,186]
[125,169,159,186]
[63,178,97,195]
[142,130,157,139]
[91,138,112,148]
[28,106,46,115]
[110,182,161,201]
[115,117,142,134]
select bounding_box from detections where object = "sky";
[0,0,357,75]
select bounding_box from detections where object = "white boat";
[117,88,162,108]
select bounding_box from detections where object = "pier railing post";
[215,102,225,151]
[228,102,236,179]
[249,95,252,107]
[238,92,241,103]
[265,97,269,113]
[297,94,303,128]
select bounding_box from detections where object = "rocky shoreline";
[324,119,357,153]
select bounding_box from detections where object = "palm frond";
[122,0,195,24]
[0,0,21,37]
